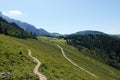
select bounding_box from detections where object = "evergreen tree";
[0,23,2,33]
[4,28,8,35]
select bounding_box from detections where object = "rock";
[0,72,5,76]
[0,72,12,77]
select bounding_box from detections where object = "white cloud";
[1,10,23,19]
[9,10,22,15]
[2,10,22,16]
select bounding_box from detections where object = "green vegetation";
[65,34,120,70]
[0,11,119,80]
[0,34,120,80]
[0,34,38,80]
[0,17,36,39]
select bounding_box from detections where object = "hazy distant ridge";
[0,11,51,36]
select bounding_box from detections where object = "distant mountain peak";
[0,11,51,36]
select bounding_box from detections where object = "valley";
[0,0,120,79]
[0,34,120,80]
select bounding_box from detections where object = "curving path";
[56,45,97,78]
[28,49,47,80]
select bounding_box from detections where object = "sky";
[0,0,120,34]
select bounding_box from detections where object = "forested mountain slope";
[65,31,120,70]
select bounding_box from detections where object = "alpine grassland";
[0,35,120,80]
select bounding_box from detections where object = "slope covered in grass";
[0,35,120,80]
[0,34,37,80]
[16,36,120,80]
[43,37,120,80]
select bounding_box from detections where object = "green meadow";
[0,34,120,80]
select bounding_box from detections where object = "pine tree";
[4,28,8,35]
[0,23,2,33]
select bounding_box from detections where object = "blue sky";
[0,0,120,34]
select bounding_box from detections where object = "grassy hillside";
[0,34,120,80]
[49,37,120,80]
[0,34,37,80]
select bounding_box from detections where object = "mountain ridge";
[0,11,51,36]
[0,17,36,39]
